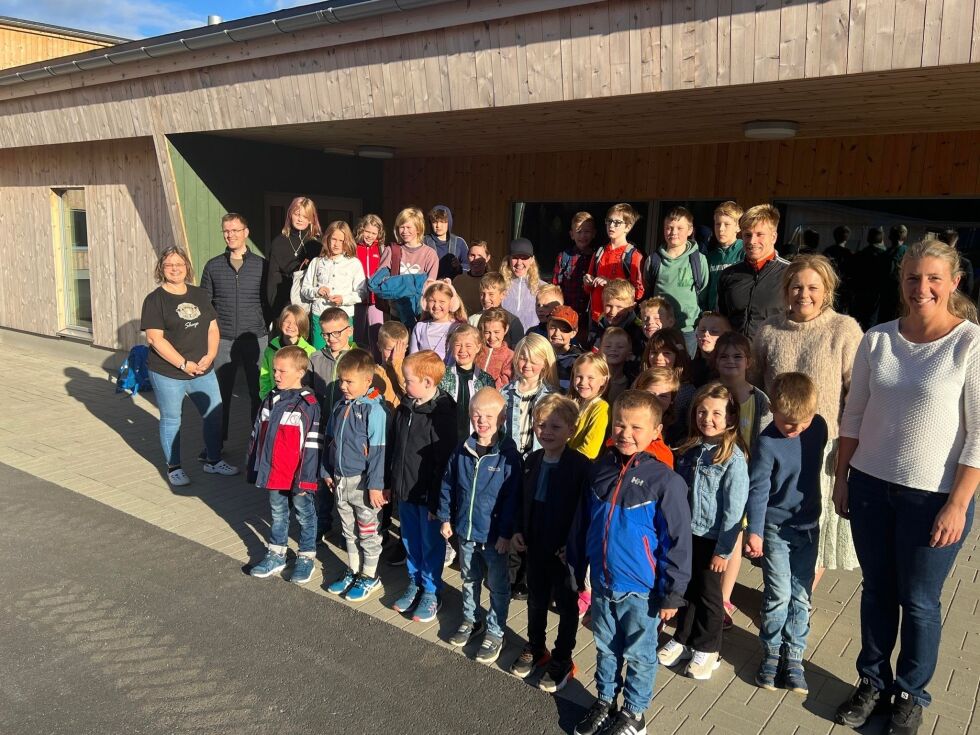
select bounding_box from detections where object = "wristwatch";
[178,360,187,371]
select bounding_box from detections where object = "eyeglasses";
[605,218,626,227]
[222,228,246,236]
[323,325,351,341]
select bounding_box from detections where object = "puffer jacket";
[201,249,268,339]
[674,442,749,558]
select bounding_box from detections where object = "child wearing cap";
[548,305,584,392]
[528,284,564,339]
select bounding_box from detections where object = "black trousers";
[214,334,266,443]
[674,534,725,654]
[526,549,579,661]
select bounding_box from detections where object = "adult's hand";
[833,476,850,518]
[196,354,214,373]
[182,361,200,376]
[931,501,969,548]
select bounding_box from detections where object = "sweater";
[410,319,459,361]
[502,275,539,337]
[372,359,406,408]
[246,388,321,492]
[299,255,366,319]
[379,242,439,282]
[439,365,495,439]
[266,232,321,318]
[584,243,645,322]
[840,319,980,493]
[717,256,791,339]
[476,343,514,388]
[309,346,354,419]
[746,415,828,537]
[569,398,609,460]
[704,239,744,311]
[200,249,268,339]
[753,309,863,438]
[356,242,383,305]
[258,335,316,400]
[652,242,709,331]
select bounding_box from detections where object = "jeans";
[214,334,267,444]
[459,538,511,639]
[591,589,661,716]
[760,523,817,659]
[526,550,579,661]
[675,534,725,654]
[400,501,444,594]
[268,490,317,554]
[148,369,223,468]
[848,468,974,706]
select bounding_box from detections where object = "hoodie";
[423,204,470,279]
[652,242,709,331]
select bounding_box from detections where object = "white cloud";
[272,0,314,9]
[3,0,205,39]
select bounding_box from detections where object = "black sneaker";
[603,709,647,735]
[449,619,486,647]
[511,582,529,601]
[539,657,575,693]
[574,700,617,735]
[475,634,504,664]
[888,691,923,735]
[387,542,407,566]
[510,644,549,678]
[835,678,888,727]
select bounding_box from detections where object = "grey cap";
[509,237,534,256]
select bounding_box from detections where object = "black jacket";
[266,233,322,319]
[515,447,592,554]
[201,249,269,339]
[386,390,458,511]
[717,256,789,339]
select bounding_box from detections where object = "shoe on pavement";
[388,542,407,566]
[511,582,529,601]
[412,592,441,623]
[167,468,191,487]
[539,658,575,693]
[577,590,591,619]
[250,550,287,578]
[290,556,315,584]
[510,645,549,678]
[574,700,616,735]
[392,583,420,613]
[602,709,647,735]
[344,574,381,602]
[835,677,888,727]
[685,650,720,680]
[444,542,457,568]
[475,634,503,664]
[449,620,485,647]
[326,568,357,596]
[784,659,809,695]
[657,639,692,667]
[888,691,923,735]
[203,459,239,476]
[756,652,781,690]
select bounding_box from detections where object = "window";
[53,188,92,335]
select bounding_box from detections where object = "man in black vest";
[201,213,269,453]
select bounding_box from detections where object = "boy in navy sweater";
[247,346,323,584]
[322,349,389,603]
[438,387,522,665]
[570,391,692,735]
[744,372,828,696]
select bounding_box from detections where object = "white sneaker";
[444,542,457,568]
[685,650,721,680]
[167,468,191,486]
[657,639,691,667]
[203,459,239,476]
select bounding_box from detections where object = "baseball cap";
[549,305,579,331]
[509,237,534,256]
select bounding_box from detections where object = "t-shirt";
[140,285,218,380]
[534,457,559,502]
[473,443,493,458]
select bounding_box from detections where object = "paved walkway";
[2,328,978,734]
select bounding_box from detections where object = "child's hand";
[440,522,453,540]
[556,546,567,564]
[594,277,608,287]
[709,555,728,573]
[511,533,527,553]
[660,608,678,622]
[383,489,392,503]
[317,286,331,298]
[329,295,343,305]
[744,533,763,558]
[494,537,510,554]
[368,489,386,509]
[323,477,335,492]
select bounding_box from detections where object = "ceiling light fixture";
[743,120,799,140]
[356,145,396,159]
[322,146,356,156]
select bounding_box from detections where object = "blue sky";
[4,0,314,40]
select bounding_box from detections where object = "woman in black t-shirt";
[140,247,238,486]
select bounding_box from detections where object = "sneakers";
[449,619,485,647]
[783,659,808,695]
[539,658,575,693]
[444,542,457,568]
[202,459,238,475]
[387,542,407,566]
[657,639,692,667]
[574,700,616,735]
[392,583,420,613]
[326,568,357,596]
[345,574,381,602]
[510,645,549,678]
[888,691,923,735]
[603,710,647,735]
[167,468,191,486]
[475,634,504,664]
[722,600,736,631]
[511,582,529,601]
[290,556,315,584]
[577,590,592,619]
[685,650,721,680]
[412,592,440,622]
[250,550,287,578]
[835,678,888,727]
[756,653,781,690]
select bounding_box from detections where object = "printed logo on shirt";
[630,477,645,486]
[176,303,201,320]
[486,465,501,472]
[400,262,425,275]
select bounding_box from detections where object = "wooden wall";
[0,139,170,349]
[0,25,114,71]
[383,130,980,248]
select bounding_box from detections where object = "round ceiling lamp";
[743,121,799,140]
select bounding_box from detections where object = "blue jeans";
[848,468,974,706]
[148,369,222,468]
[591,589,661,716]
[268,490,317,554]
[400,501,444,594]
[459,538,510,639]
[760,523,818,659]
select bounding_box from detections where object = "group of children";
[241,201,832,735]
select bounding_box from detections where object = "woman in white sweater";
[833,240,980,734]
[753,254,864,586]
[300,221,367,349]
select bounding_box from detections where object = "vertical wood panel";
[922,0,944,65]
[754,0,782,82]
[939,0,978,64]
[730,0,757,85]
[864,0,897,71]
[695,0,719,88]
[778,0,809,80]
[893,0,927,68]
[847,0,868,72]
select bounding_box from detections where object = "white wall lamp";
[743,121,799,140]
[356,145,396,159]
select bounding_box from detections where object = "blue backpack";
[116,345,151,395]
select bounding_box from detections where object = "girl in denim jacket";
[657,382,750,681]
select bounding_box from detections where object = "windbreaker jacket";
[299,255,367,319]
[387,390,458,511]
[322,389,387,489]
[201,249,269,339]
[568,449,692,607]
[438,435,522,544]
[674,443,750,558]
[247,388,322,492]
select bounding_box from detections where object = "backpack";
[589,244,638,283]
[644,248,706,296]
[375,243,402,314]
[116,345,151,396]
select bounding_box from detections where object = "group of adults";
[138,203,978,732]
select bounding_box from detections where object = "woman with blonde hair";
[501,237,542,336]
[266,196,323,319]
[300,220,366,349]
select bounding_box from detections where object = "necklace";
[287,231,304,259]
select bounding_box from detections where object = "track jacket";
[322,389,387,489]
[247,388,322,492]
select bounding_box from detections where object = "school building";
[0,0,978,350]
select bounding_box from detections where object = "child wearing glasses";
[582,203,645,332]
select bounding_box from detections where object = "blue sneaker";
[345,574,381,602]
[412,592,440,622]
[326,568,356,595]
[784,659,809,695]
[755,653,780,690]
[392,583,421,613]
[250,550,287,578]
[291,556,315,585]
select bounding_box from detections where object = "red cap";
[549,305,579,331]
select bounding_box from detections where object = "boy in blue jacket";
[744,372,827,696]
[247,346,323,584]
[322,349,390,603]
[438,386,522,665]
[570,390,692,735]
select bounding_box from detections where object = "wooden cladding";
[0,25,114,72]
